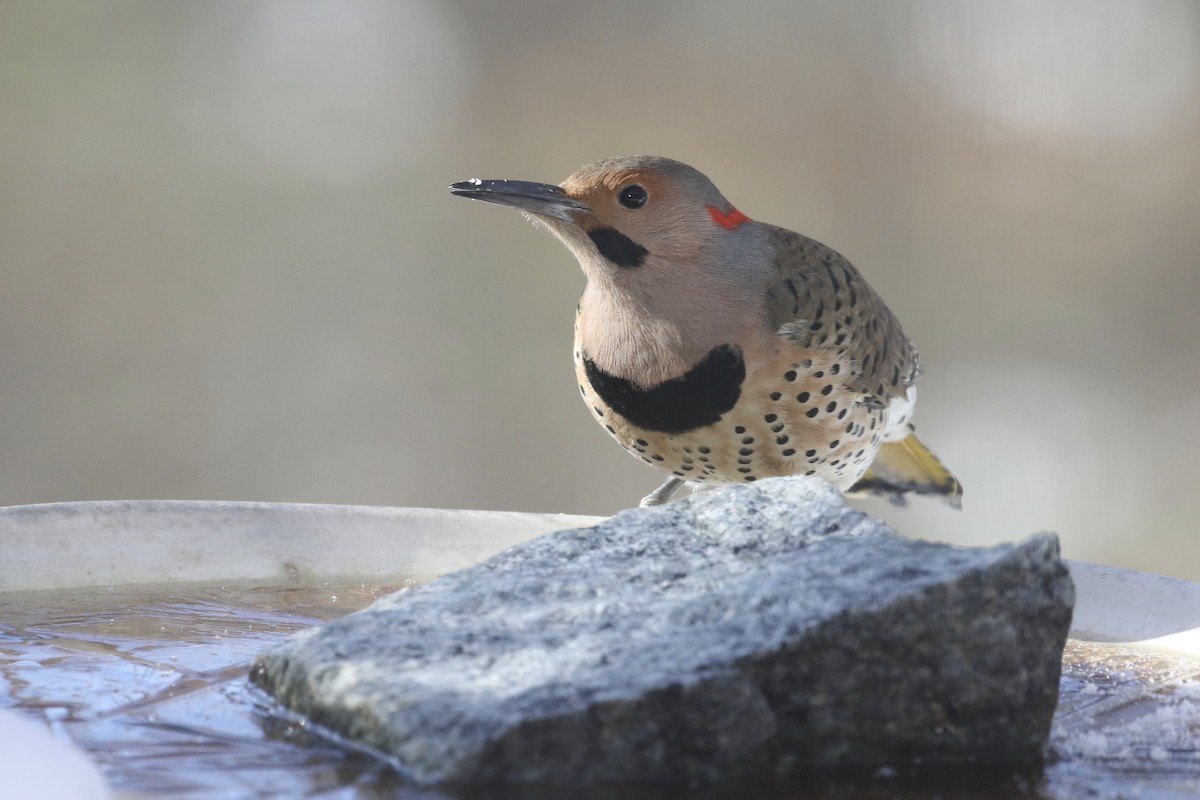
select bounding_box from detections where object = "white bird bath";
[2,500,1199,798]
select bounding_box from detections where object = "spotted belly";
[574,341,888,491]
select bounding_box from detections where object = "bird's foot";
[639,476,685,507]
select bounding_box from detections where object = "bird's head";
[451,156,775,381]
[451,155,764,288]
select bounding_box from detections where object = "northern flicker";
[450,156,962,508]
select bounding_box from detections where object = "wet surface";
[2,583,1199,799]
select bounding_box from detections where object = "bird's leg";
[639,476,685,507]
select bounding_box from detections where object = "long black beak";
[449,178,589,220]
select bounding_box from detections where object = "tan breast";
[574,324,891,491]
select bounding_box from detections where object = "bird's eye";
[617,184,648,209]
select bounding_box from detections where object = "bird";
[450,156,962,509]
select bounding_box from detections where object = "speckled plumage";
[451,156,961,507]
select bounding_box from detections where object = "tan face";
[449,155,763,293]
[554,166,722,270]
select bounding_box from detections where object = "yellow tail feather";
[849,433,963,509]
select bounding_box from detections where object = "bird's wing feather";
[762,226,919,407]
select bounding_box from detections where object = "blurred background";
[1,1,1197,577]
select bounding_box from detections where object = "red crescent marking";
[707,205,750,230]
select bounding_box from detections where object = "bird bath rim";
[1,498,1197,657]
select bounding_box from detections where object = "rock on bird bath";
[250,477,1074,783]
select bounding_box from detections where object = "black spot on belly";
[588,227,648,268]
[582,345,744,434]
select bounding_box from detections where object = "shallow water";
[2,583,1199,799]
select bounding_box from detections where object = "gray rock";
[250,477,1074,784]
